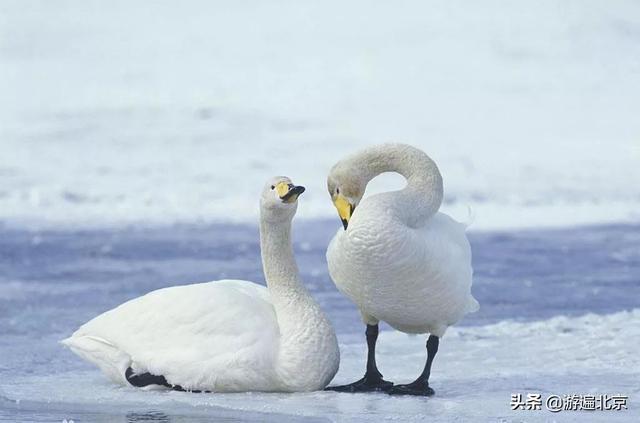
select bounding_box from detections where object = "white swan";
[325,143,479,396]
[62,177,339,393]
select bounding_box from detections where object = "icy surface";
[1,222,639,421]
[1,0,640,229]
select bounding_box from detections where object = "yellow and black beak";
[333,194,355,230]
[275,182,305,203]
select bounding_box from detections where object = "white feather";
[62,177,339,393]
[327,144,479,337]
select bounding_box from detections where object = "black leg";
[125,367,210,393]
[388,335,438,396]
[126,367,174,389]
[325,324,394,392]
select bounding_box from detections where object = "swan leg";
[388,335,438,396]
[125,367,183,390]
[325,324,394,392]
[125,367,211,393]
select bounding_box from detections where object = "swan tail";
[466,296,480,313]
[61,335,131,386]
[463,205,475,229]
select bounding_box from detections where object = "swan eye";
[336,188,340,194]
[271,185,275,190]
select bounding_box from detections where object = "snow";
[1,0,640,230]
[1,222,639,421]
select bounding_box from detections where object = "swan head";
[327,164,365,230]
[260,176,306,222]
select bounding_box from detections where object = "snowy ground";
[1,222,638,422]
[1,0,640,229]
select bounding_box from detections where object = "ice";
[1,223,638,421]
[1,0,639,230]
[2,311,638,422]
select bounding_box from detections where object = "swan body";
[62,280,282,391]
[327,144,478,337]
[62,177,339,393]
[328,211,477,336]
[325,143,478,395]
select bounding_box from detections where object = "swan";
[62,177,340,393]
[324,143,479,396]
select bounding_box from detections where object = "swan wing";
[328,212,478,335]
[417,213,479,315]
[62,280,280,391]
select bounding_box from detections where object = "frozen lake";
[1,221,638,422]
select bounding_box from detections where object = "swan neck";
[259,216,309,304]
[259,214,338,391]
[358,144,444,225]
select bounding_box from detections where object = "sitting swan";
[62,177,339,393]
[325,143,479,396]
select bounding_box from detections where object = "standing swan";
[325,144,479,396]
[62,177,339,393]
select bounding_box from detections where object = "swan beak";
[333,194,355,230]
[277,182,305,203]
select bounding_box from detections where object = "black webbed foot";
[326,324,394,393]
[325,374,394,393]
[388,380,435,396]
[125,367,173,388]
[125,367,210,393]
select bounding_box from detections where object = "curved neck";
[353,144,443,226]
[259,216,310,312]
[259,213,337,390]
